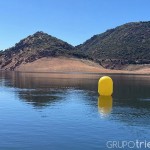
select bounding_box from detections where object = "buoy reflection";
[98,96,113,117]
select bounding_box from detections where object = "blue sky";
[0,0,150,50]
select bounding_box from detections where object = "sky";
[0,0,150,50]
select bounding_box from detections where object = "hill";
[0,31,74,70]
[76,21,150,69]
[0,21,150,73]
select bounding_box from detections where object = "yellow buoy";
[98,76,113,96]
[98,96,113,116]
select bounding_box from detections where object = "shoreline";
[1,70,150,76]
[0,57,149,75]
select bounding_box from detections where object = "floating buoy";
[98,96,112,115]
[98,76,113,96]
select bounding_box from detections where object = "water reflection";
[98,96,113,117]
[0,71,98,90]
[18,89,64,108]
[0,71,150,126]
[0,71,99,109]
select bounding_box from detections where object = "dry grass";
[16,57,150,74]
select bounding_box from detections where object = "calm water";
[0,72,150,150]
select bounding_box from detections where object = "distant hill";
[0,31,74,70]
[76,21,150,69]
[0,21,150,72]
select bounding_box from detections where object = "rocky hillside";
[0,31,74,70]
[76,21,150,69]
[0,21,150,71]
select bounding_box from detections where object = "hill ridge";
[76,21,150,69]
[0,31,74,70]
[0,21,150,71]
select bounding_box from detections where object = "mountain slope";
[0,21,150,72]
[76,21,150,69]
[0,31,74,70]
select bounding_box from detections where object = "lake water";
[0,72,150,150]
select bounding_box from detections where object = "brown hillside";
[15,57,150,74]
